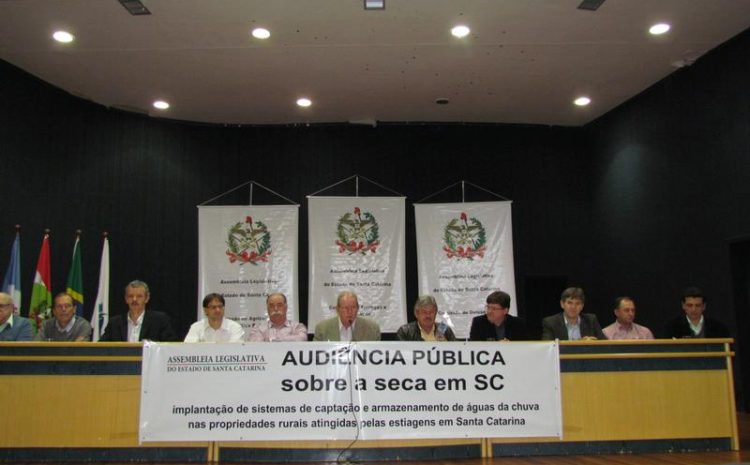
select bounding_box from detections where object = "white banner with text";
[139,341,562,442]
[414,201,517,338]
[197,205,299,330]
[307,197,407,332]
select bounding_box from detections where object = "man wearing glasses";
[184,293,245,343]
[0,292,32,341]
[469,291,530,341]
[35,292,92,341]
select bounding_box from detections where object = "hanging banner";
[307,197,406,332]
[139,341,562,441]
[414,201,516,338]
[198,205,299,330]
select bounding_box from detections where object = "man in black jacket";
[664,287,729,338]
[469,291,529,341]
[100,280,177,342]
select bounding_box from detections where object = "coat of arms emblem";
[226,216,271,264]
[443,212,486,260]
[335,207,380,255]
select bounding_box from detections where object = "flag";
[28,233,52,333]
[2,231,21,315]
[66,236,84,316]
[91,236,109,342]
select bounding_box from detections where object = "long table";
[0,339,737,462]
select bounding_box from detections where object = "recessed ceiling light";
[451,25,471,38]
[364,0,385,10]
[252,28,271,40]
[649,23,671,35]
[153,100,170,110]
[296,98,312,108]
[52,31,75,43]
[574,96,591,107]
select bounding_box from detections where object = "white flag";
[415,201,517,338]
[308,197,407,332]
[198,205,299,331]
[91,237,110,342]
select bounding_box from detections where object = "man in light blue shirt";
[0,292,33,341]
[541,287,606,340]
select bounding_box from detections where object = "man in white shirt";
[100,280,177,342]
[247,292,307,342]
[184,293,245,343]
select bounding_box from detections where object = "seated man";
[397,295,456,341]
[469,290,529,341]
[603,296,653,340]
[100,280,178,342]
[0,292,32,341]
[247,292,307,342]
[35,292,92,341]
[542,287,605,340]
[664,287,729,338]
[313,290,380,341]
[185,293,245,342]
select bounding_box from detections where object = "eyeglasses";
[0,303,13,309]
[54,304,74,310]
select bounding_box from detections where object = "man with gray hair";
[100,280,178,342]
[313,290,380,341]
[0,292,32,341]
[397,295,456,341]
[247,292,307,342]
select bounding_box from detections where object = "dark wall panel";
[585,28,750,337]
[0,60,590,338]
[585,28,750,409]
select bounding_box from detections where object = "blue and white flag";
[2,232,21,315]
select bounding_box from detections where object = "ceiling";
[1,0,749,127]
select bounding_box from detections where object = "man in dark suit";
[100,280,177,342]
[469,291,529,341]
[664,287,729,338]
[542,287,605,340]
